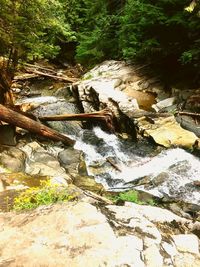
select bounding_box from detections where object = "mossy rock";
[72,174,105,194]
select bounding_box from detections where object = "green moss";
[117,190,141,203]
[111,190,157,206]
[13,180,78,211]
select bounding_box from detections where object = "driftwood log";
[26,69,78,83]
[0,104,75,145]
[39,108,115,133]
[14,63,79,83]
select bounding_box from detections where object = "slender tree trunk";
[39,109,115,132]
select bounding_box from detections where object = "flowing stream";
[16,91,200,208]
[75,127,200,206]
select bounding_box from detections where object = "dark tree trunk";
[0,70,14,105]
[0,104,75,146]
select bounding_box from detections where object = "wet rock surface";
[74,127,200,212]
[17,96,82,136]
[17,142,72,186]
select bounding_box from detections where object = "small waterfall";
[75,127,200,205]
[117,148,199,183]
[15,94,200,206]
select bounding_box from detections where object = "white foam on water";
[93,127,130,162]
[73,127,200,204]
[74,140,103,162]
[117,148,199,183]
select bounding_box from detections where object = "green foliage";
[118,0,200,77]
[117,190,142,204]
[13,180,78,211]
[0,0,199,79]
[0,0,75,66]
[120,0,187,60]
[111,190,156,206]
[75,0,200,77]
[75,0,121,65]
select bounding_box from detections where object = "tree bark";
[0,104,75,145]
[0,70,14,105]
[39,108,115,132]
[25,68,78,83]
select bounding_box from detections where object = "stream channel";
[1,74,200,217]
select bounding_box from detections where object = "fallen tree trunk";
[39,109,112,121]
[14,73,39,81]
[39,108,115,132]
[25,63,57,73]
[25,68,78,83]
[0,104,75,146]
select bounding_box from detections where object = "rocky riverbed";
[0,60,200,266]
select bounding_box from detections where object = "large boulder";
[138,116,199,148]
[0,200,200,266]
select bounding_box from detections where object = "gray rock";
[58,147,81,167]
[152,97,176,112]
[0,147,26,172]
[21,142,71,184]
[18,97,82,136]
[176,115,200,137]
[34,101,82,135]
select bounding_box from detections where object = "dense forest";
[0,0,199,85]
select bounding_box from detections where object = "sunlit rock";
[1,201,200,266]
[143,244,163,267]
[138,116,198,148]
[172,234,199,254]
[21,142,71,183]
[152,96,176,112]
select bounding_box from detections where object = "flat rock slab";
[0,201,200,267]
[0,202,144,267]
